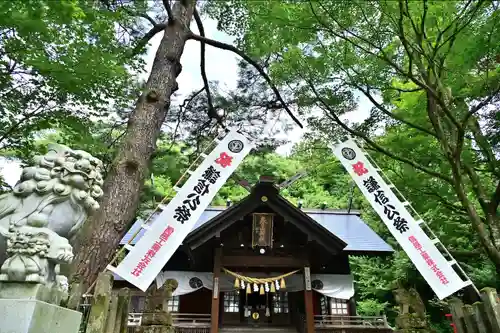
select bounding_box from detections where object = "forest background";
[1,1,499,332]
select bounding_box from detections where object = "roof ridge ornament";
[278,170,308,189]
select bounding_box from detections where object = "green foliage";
[201,3,499,329]
[205,0,500,280]
[139,139,191,213]
[0,0,145,159]
[356,299,390,317]
[212,149,355,209]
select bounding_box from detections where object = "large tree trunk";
[70,0,196,286]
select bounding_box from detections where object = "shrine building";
[113,177,394,333]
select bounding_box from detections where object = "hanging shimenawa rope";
[223,267,299,289]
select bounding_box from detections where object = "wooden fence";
[314,314,389,328]
[448,288,500,333]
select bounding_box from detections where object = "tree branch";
[168,87,205,151]
[420,0,428,40]
[115,4,160,27]
[396,0,428,74]
[385,86,423,93]
[432,0,473,51]
[193,9,219,124]
[491,181,500,214]
[462,162,491,216]
[0,104,52,144]
[132,24,166,55]
[307,81,454,183]
[107,130,127,150]
[396,0,461,135]
[162,0,174,23]
[434,0,485,56]
[414,188,469,216]
[139,13,158,27]
[310,0,454,121]
[350,82,438,138]
[468,117,500,179]
[462,81,500,124]
[187,33,304,128]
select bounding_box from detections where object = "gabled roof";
[184,180,348,254]
[121,180,393,254]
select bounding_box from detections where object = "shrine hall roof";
[120,206,393,254]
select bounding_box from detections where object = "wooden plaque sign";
[252,213,274,248]
[213,277,219,299]
[304,267,312,291]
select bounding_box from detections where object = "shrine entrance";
[154,177,393,333]
[114,176,394,333]
[240,290,272,325]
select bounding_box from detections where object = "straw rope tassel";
[270,281,276,293]
[280,277,286,289]
[234,278,240,289]
[246,283,251,294]
[260,284,265,295]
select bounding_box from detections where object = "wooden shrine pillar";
[304,266,315,333]
[211,247,222,333]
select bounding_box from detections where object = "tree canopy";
[0,0,147,161]
[205,0,500,272]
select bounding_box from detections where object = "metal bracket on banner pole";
[279,170,308,189]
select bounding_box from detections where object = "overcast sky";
[1,15,371,187]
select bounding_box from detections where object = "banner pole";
[332,138,478,300]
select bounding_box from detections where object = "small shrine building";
[114,177,394,333]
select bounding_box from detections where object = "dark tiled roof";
[120,207,393,253]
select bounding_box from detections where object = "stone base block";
[129,326,174,333]
[0,299,82,333]
[0,282,67,306]
[141,311,172,325]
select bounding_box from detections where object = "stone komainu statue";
[0,144,104,291]
[394,287,432,331]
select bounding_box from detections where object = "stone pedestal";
[129,327,173,333]
[0,282,67,305]
[0,298,82,333]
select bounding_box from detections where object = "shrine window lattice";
[129,295,145,313]
[128,295,179,313]
[224,291,239,313]
[330,297,348,315]
[166,295,180,312]
[272,292,289,314]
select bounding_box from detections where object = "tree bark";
[427,91,500,271]
[70,0,196,286]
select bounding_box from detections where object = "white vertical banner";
[333,139,469,299]
[110,129,253,291]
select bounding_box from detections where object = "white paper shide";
[111,129,254,291]
[333,139,469,300]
